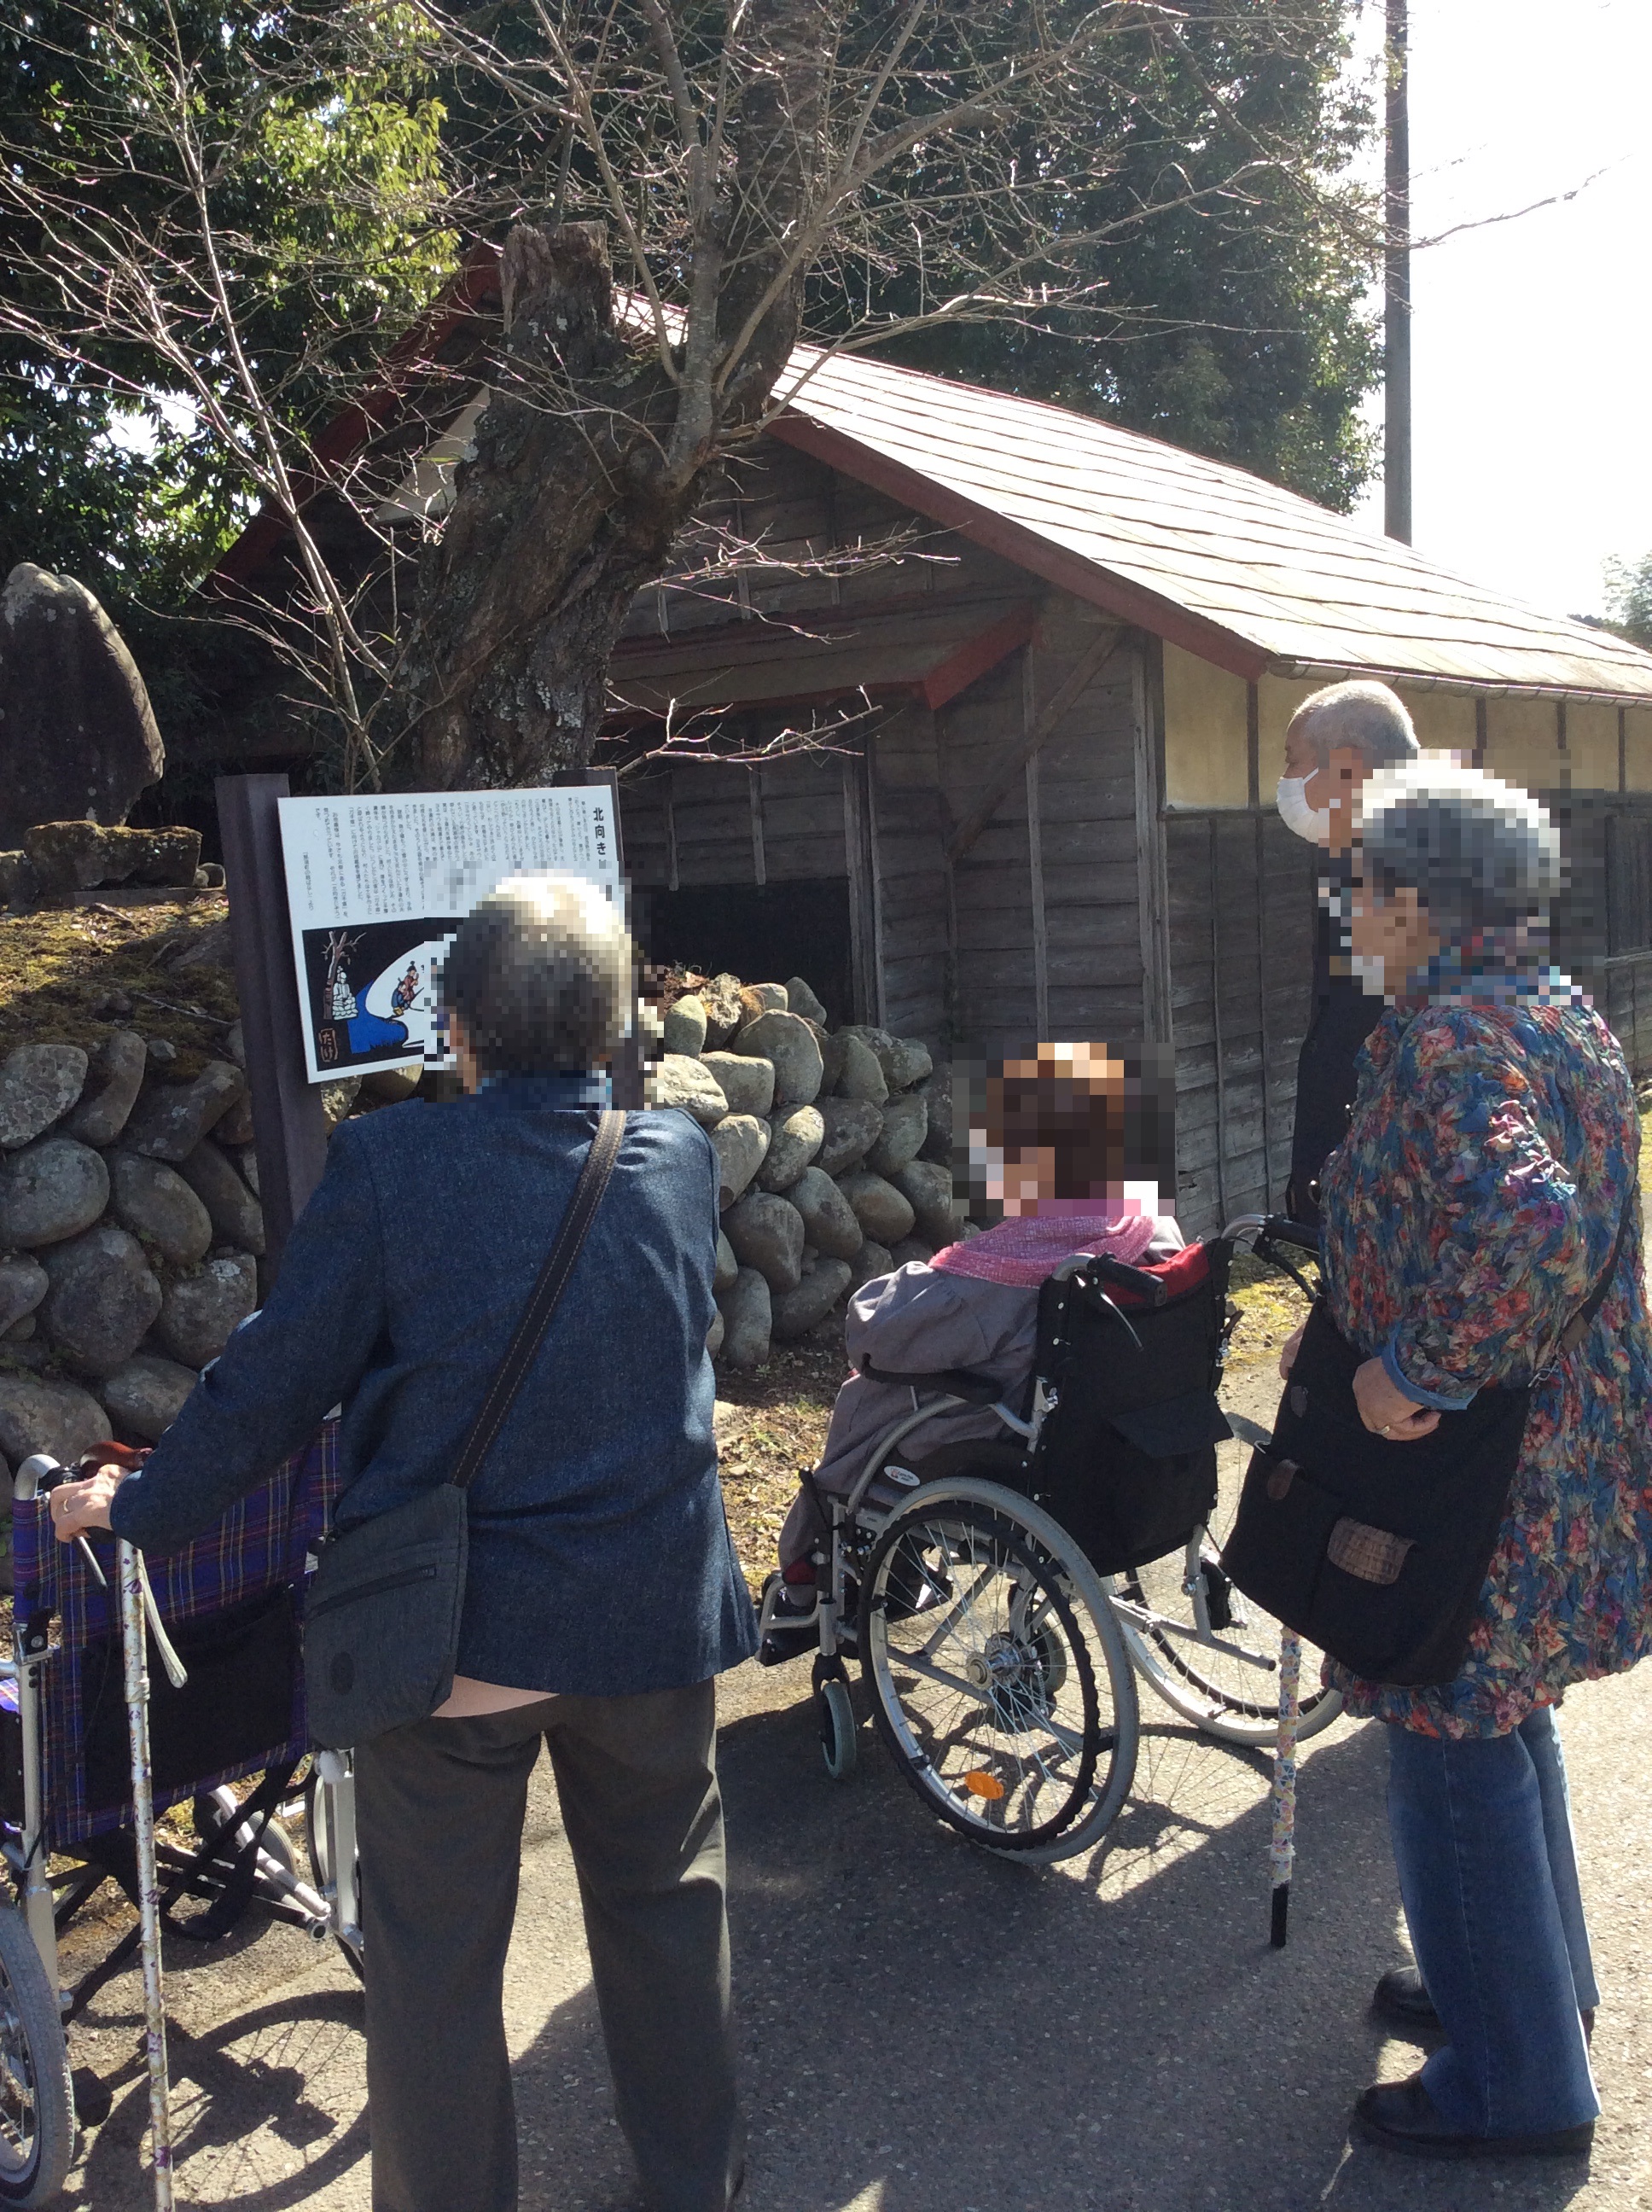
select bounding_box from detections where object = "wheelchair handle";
[1083,1252,1169,1308]
[1260,1214,1321,1255]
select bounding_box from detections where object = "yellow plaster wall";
[1565,702,1620,793]
[1401,690,1478,757]
[1481,696,1562,795]
[1254,674,1320,779]
[1162,642,1249,808]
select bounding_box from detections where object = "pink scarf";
[930,1207,1160,1289]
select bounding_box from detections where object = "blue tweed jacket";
[108,1077,758,1696]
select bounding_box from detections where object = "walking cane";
[1268,1627,1303,1948]
[119,1540,187,2212]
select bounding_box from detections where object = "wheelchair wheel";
[816,1675,858,1780]
[304,1767,363,1982]
[1112,1528,1341,1749]
[860,1478,1138,1861]
[0,1906,73,2204]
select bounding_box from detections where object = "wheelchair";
[756,1215,1342,1863]
[0,1426,360,2203]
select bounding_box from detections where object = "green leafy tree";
[865,0,1379,509]
[0,0,454,744]
[1603,553,1652,649]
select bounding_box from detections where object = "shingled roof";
[766,346,1652,704]
[214,264,1652,705]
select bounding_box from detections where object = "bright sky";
[1348,0,1652,622]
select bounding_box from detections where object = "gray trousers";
[355,1679,742,2212]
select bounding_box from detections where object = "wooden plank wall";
[934,599,1143,1059]
[1166,811,1315,1237]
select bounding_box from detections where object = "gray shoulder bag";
[304,1109,627,1748]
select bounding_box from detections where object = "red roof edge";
[768,411,1269,683]
[206,241,503,595]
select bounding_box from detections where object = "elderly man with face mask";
[1277,679,1421,1224]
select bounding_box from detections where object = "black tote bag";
[1222,1185,1631,1688]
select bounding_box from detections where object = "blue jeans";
[1386,1704,1599,2135]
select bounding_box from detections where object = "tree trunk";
[402,0,829,789]
[403,223,688,788]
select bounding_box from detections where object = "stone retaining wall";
[645,972,964,1368]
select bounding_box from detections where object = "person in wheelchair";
[765,1040,1182,1648]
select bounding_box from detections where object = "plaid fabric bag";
[9,1423,341,1850]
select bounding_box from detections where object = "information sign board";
[276,786,620,1084]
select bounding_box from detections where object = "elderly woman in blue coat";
[51,873,755,2212]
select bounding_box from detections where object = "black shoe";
[1373,1963,1440,2032]
[1353,2074,1594,2160]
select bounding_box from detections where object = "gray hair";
[1358,760,1563,936]
[1291,679,1420,772]
[439,872,632,1077]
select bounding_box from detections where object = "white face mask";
[1349,949,1388,998]
[1276,774,1331,845]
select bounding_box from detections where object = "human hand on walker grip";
[49,1464,126,1541]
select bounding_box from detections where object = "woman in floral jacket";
[1283,759,1652,2161]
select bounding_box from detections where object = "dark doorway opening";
[634,878,854,1026]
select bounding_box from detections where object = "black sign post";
[217,774,329,1275]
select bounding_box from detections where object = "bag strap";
[451,1108,627,1493]
[1556,1174,1637,1359]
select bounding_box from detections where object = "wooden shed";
[209,326,1652,1237]
[593,348,1652,1234]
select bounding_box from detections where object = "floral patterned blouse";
[1317,987,1652,1738]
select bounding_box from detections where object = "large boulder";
[731,1011,823,1107]
[698,975,745,1047]
[649,1054,728,1128]
[918,1064,954,1163]
[0,1045,87,1149]
[755,1104,823,1194]
[101,1353,199,1444]
[705,1309,724,1359]
[835,1033,887,1105]
[771,1257,854,1342]
[64,1032,147,1147]
[38,1222,163,1376]
[0,1137,108,1247]
[738,982,788,1022]
[108,1151,213,1267]
[0,562,165,847]
[713,1231,738,1293]
[815,1097,882,1178]
[784,976,829,1026]
[715,1267,771,1369]
[838,1025,900,1086]
[836,1169,916,1247]
[722,1191,806,1295]
[709,1115,770,1210]
[866,1092,928,1178]
[887,1037,934,1091]
[155,1253,257,1368]
[23,822,200,897]
[789,1167,864,1263]
[847,1240,893,1294]
[0,1373,110,1468]
[893,1160,961,1250]
[701,1051,775,1119]
[661,996,708,1057]
[814,1026,847,1095]
[0,1254,47,1333]
[121,1061,245,1161]
[173,1140,265,1256]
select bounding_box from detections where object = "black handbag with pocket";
[303,1108,626,1749]
[1220,1190,1632,1687]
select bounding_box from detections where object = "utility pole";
[1384,0,1412,544]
